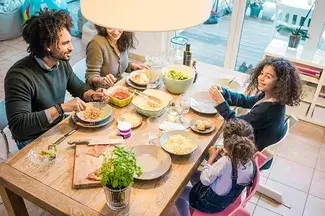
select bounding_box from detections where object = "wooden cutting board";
[72,142,116,189]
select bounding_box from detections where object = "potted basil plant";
[100,147,142,210]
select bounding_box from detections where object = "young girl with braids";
[176,119,257,215]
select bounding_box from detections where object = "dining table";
[0,61,248,216]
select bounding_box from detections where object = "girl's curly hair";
[95,25,137,53]
[223,119,257,167]
[247,57,302,106]
[22,9,73,58]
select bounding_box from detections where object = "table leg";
[0,185,28,216]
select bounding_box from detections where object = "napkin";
[159,121,186,131]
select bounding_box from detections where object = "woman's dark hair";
[223,119,257,167]
[22,9,73,58]
[247,57,302,106]
[95,24,137,52]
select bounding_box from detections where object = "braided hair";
[223,119,257,167]
[22,8,73,58]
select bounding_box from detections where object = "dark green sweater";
[5,55,90,141]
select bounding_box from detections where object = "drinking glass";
[176,94,191,127]
[147,116,160,144]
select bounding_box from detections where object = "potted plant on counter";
[100,147,142,210]
[276,1,314,48]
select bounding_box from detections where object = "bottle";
[192,58,198,83]
[183,43,192,66]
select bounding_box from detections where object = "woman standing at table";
[85,25,148,89]
[209,57,302,152]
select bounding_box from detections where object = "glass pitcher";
[167,36,188,64]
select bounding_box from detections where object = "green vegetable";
[100,147,142,189]
[40,144,57,160]
[165,69,189,80]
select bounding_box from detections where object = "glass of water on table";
[175,94,191,127]
[147,116,160,145]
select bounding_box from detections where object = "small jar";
[166,107,179,123]
[117,122,132,139]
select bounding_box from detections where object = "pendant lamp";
[80,0,213,32]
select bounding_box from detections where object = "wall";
[131,32,174,58]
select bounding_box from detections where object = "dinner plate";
[130,70,150,86]
[215,78,241,92]
[189,118,216,134]
[117,113,142,128]
[71,110,115,128]
[76,102,113,123]
[126,75,162,90]
[160,130,198,156]
[132,145,171,180]
[189,91,218,115]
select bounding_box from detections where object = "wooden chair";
[0,99,10,160]
[190,152,267,216]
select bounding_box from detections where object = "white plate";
[126,76,162,90]
[160,130,198,156]
[132,145,171,180]
[76,102,113,123]
[189,118,216,134]
[72,111,115,128]
[130,70,150,86]
[215,78,241,92]
[189,91,218,115]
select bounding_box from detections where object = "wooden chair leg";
[0,185,29,216]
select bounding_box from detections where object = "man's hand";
[61,97,86,112]
[91,88,110,102]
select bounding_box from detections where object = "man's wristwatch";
[54,103,64,117]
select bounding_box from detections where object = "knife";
[226,77,235,87]
[68,138,124,146]
[53,129,77,146]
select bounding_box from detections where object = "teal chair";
[0,99,10,159]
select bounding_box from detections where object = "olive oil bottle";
[183,43,192,66]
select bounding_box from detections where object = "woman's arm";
[85,40,105,88]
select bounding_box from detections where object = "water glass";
[147,116,160,144]
[178,94,190,114]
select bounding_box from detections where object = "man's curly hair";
[22,9,73,58]
[247,57,302,106]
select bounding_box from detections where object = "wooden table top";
[0,63,248,216]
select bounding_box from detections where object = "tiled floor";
[1,36,325,216]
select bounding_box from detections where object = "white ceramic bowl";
[160,130,198,155]
[161,64,194,94]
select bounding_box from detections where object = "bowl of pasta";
[160,130,198,155]
[76,102,113,123]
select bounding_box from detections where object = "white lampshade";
[80,0,212,32]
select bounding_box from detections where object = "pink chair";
[189,152,267,216]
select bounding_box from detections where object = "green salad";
[40,144,57,160]
[165,69,189,80]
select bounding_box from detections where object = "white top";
[200,156,255,195]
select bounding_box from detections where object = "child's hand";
[208,146,219,159]
[209,85,225,104]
